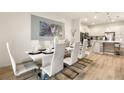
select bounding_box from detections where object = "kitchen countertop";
[95,40,122,43]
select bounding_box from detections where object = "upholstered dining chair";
[63,42,80,65]
[31,40,41,51]
[40,43,66,77]
[6,42,38,79]
[78,39,88,59]
[84,40,96,56]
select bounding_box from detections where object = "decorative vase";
[54,36,59,47]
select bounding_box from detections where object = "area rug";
[25,58,93,80]
[49,58,93,80]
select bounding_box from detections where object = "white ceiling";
[50,12,124,26]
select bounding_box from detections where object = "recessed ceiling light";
[111,19,115,22]
[94,16,97,19]
[84,18,88,22]
[107,28,110,31]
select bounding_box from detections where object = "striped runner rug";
[49,58,93,80]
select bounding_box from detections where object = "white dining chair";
[40,43,66,77]
[83,39,97,56]
[6,42,38,78]
[91,41,100,53]
[78,39,88,59]
[31,40,41,51]
[54,36,59,46]
[63,42,80,65]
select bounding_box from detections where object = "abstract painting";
[31,15,64,40]
[39,21,63,37]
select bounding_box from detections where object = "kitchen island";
[92,40,122,55]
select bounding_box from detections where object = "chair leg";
[64,63,69,68]
[33,69,41,80]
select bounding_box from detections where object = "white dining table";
[28,53,45,62]
[26,50,54,67]
[26,46,73,64]
[25,49,54,62]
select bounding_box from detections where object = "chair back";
[71,42,80,64]
[91,40,97,53]
[78,39,87,58]
[6,42,17,75]
[31,40,41,51]
[82,39,88,50]
[50,43,65,76]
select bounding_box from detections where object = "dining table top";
[26,46,73,62]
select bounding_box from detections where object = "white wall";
[89,21,124,47]
[89,22,124,40]
[80,24,90,33]
[0,12,72,68]
[77,21,124,43]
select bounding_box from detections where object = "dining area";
[1,12,124,80]
[1,2,124,93]
[5,36,90,80]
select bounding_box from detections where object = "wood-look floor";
[1,53,124,80]
[77,53,124,80]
